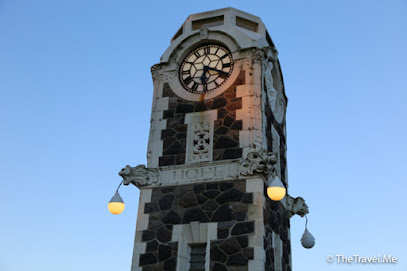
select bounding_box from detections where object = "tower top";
[160,7,278,63]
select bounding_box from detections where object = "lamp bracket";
[119,165,159,188]
[286,194,309,218]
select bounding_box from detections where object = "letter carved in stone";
[119,165,159,188]
[240,151,278,176]
[286,195,309,218]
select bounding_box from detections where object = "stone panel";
[137,180,255,271]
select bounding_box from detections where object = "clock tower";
[119,8,309,271]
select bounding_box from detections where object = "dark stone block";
[202,190,220,199]
[182,207,209,223]
[148,220,163,230]
[220,182,233,191]
[163,136,177,149]
[222,148,242,159]
[213,149,223,160]
[217,228,229,239]
[223,116,234,127]
[212,263,227,271]
[161,210,181,224]
[163,258,176,271]
[243,248,254,260]
[210,245,227,263]
[218,221,235,229]
[242,193,253,204]
[212,204,234,222]
[159,195,174,210]
[220,237,240,255]
[215,126,228,135]
[175,154,185,165]
[231,221,254,235]
[211,97,227,109]
[174,186,187,197]
[161,129,176,139]
[162,83,173,97]
[146,239,158,252]
[235,211,246,221]
[157,226,172,243]
[163,141,184,155]
[226,253,248,266]
[195,102,207,112]
[226,100,242,111]
[139,253,157,266]
[164,224,173,231]
[158,245,172,262]
[145,202,160,213]
[206,183,218,190]
[161,187,175,193]
[174,124,187,132]
[201,200,219,211]
[216,188,244,204]
[193,184,205,194]
[217,108,229,119]
[214,136,238,149]
[236,235,248,248]
[163,109,174,119]
[176,104,194,113]
[195,193,207,204]
[142,230,155,241]
[175,132,186,139]
[179,192,198,208]
[159,156,176,167]
[230,120,242,130]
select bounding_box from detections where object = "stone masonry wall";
[159,70,246,167]
[139,180,255,271]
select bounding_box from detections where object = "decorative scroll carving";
[119,165,159,188]
[286,195,309,218]
[190,123,211,163]
[150,64,162,80]
[249,48,264,66]
[240,151,278,176]
[151,64,176,83]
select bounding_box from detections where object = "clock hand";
[200,66,208,84]
[207,66,229,75]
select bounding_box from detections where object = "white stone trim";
[172,222,218,271]
[246,177,266,271]
[131,189,152,271]
[273,231,283,271]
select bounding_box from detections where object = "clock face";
[179,44,234,94]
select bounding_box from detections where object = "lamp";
[267,175,286,201]
[108,181,125,215]
[301,215,315,249]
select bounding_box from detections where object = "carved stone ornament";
[249,48,264,66]
[119,165,159,188]
[286,194,309,218]
[240,151,278,176]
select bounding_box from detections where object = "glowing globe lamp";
[108,191,125,215]
[267,176,286,201]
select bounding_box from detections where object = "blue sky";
[1,1,406,270]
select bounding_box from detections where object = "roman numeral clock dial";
[179,44,234,94]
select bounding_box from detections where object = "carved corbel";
[119,165,159,188]
[249,48,265,66]
[240,151,278,176]
[286,194,309,218]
